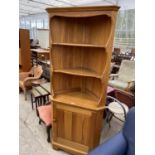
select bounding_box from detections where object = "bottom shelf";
[52,91,104,110]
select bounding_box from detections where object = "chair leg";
[31,94,33,110]
[39,118,42,124]
[104,110,113,128]
[108,112,114,128]
[24,89,27,100]
[35,98,39,116]
[46,125,51,142]
[42,96,45,105]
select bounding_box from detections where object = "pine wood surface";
[47,6,119,155]
[19,29,31,72]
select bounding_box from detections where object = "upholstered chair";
[19,65,43,100]
[108,60,135,91]
[88,107,135,155]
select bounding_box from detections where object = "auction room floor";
[19,91,123,155]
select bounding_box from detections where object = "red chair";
[114,89,135,108]
[37,104,52,142]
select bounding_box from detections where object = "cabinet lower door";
[52,102,103,155]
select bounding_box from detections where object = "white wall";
[36,29,49,48]
[29,28,49,48]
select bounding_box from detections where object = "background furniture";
[30,39,40,49]
[112,48,135,65]
[113,47,121,55]
[40,82,51,93]
[109,60,135,91]
[107,86,115,98]
[47,6,119,155]
[31,85,49,110]
[37,104,52,142]
[31,78,47,87]
[31,48,50,65]
[115,89,135,108]
[38,60,50,81]
[19,65,43,100]
[88,107,135,155]
[106,96,129,125]
[31,82,50,110]
[31,48,50,81]
[19,29,31,72]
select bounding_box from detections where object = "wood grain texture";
[50,15,112,45]
[52,102,101,154]
[47,6,119,155]
[19,29,31,72]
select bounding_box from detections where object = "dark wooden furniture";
[47,6,119,155]
[113,48,121,55]
[31,82,51,110]
[107,86,115,97]
[114,89,135,108]
[31,88,42,110]
[31,86,50,110]
[19,29,31,72]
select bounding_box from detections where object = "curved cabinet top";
[46,5,120,13]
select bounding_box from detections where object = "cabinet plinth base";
[52,142,88,155]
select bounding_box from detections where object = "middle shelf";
[51,45,107,77]
[52,42,106,48]
[54,68,102,78]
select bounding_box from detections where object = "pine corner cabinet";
[46,6,120,155]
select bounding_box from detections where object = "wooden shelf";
[52,91,103,110]
[54,68,102,78]
[52,43,106,48]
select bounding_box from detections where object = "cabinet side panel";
[19,29,31,71]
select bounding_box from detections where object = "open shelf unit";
[47,6,119,155]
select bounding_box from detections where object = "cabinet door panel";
[64,111,72,140]
[54,103,95,147]
[72,113,85,143]
[57,109,64,138]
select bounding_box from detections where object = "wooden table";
[31,48,50,65]
[31,48,50,54]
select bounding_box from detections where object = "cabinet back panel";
[51,15,111,45]
[52,46,107,75]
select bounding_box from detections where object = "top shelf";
[52,43,106,48]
